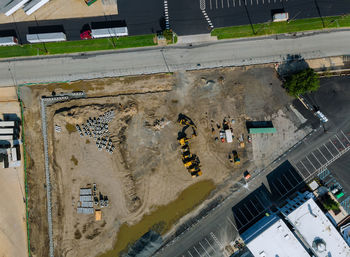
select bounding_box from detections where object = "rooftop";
[242,215,310,257]
[286,197,350,257]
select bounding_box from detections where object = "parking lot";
[293,130,350,181]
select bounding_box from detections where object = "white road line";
[268,0,270,3]
[210,232,223,249]
[193,246,202,257]
[188,250,194,257]
[227,216,238,230]
[335,135,346,149]
[317,148,329,162]
[256,0,258,4]
[329,139,340,153]
[239,0,241,5]
[244,0,247,5]
[227,0,230,7]
[233,212,244,226]
[306,156,317,170]
[238,207,249,222]
[250,0,252,5]
[311,152,323,166]
[291,166,304,183]
[249,199,260,213]
[233,0,235,7]
[244,203,255,217]
[324,144,335,157]
[222,0,224,8]
[199,242,211,257]
[271,180,283,195]
[300,160,311,175]
[276,177,289,192]
[205,238,217,253]
[282,173,294,188]
[341,130,350,143]
[254,195,266,209]
[210,0,213,9]
[216,0,218,9]
[262,0,264,3]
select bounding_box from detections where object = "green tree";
[284,68,320,97]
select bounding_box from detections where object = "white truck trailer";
[91,26,128,39]
[0,36,18,46]
[0,128,13,134]
[23,0,49,15]
[26,32,66,43]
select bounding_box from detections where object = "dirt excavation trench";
[20,66,312,257]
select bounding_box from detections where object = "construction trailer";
[225,129,233,143]
[26,32,66,43]
[91,27,128,38]
[0,36,18,46]
[0,121,15,127]
[0,135,13,140]
[248,127,276,134]
[0,128,13,134]
[23,0,49,15]
[1,0,30,16]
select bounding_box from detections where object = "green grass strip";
[211,14,350,39]
[0,34,156,58]
[17,86,31,257]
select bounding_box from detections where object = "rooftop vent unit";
[312,238,327,253]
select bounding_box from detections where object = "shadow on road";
[231,160,307,233]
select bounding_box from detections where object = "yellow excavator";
[178,113,197,138]
[177,113,202,177]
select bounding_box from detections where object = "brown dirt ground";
[0,0,117,24]
[20,66,311,257]
[0,93,28,257]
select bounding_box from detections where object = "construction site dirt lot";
[19,65,312,257]
[0,87,27,257]
[0,0,117,24]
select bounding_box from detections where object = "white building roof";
[286,197,350,257]
[245,217,310,257]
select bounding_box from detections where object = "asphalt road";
[1,0,350,41]
[1,30,350,87]
[154,78,350,257]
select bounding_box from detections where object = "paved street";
[0,0,350,42]
[1,30,350,87]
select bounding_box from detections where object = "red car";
[80,30,92,40]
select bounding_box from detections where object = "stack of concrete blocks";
[77,188,94,214]
[76,110,116,154]
[0,0,50,16]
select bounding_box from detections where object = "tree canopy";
[284,68,320,97]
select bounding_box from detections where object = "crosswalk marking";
[207,0,289,9]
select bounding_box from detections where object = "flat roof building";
[284,196,350,257]
[241,215,310,257]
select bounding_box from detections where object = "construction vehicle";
[178,135,189,146]
[233,151,240,164]
[177,113,202,177]
[244,170,251,180]
[178,113,197,138]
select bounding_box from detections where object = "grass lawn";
[98,180,216,257]
[211,15,350,39]
[0,34,156,58]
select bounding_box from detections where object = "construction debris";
[77,183,109,215]
[75,110,115,154]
